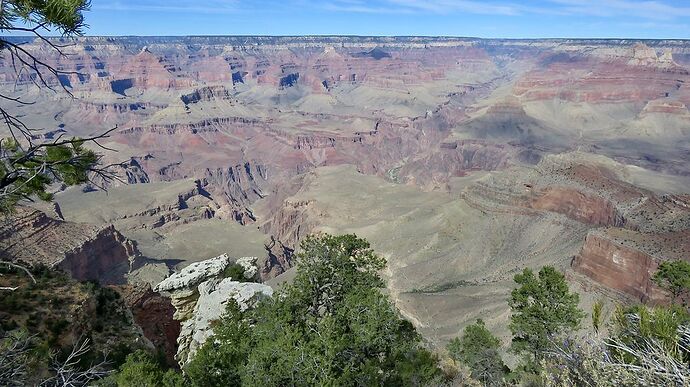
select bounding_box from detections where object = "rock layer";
[119,284,181,366]
[0,207,138,284]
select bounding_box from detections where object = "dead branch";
[39,337,111,387]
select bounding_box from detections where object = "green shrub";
[447,319,508,386]
[187,234,443,386]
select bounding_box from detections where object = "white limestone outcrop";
[181,278,272,362]
[154,253,271,365]
[236,256,259,280]
[155,254,230,292]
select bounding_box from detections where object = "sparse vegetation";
[544,308,690,386]
[0,264,149,385]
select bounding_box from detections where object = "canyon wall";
[2,36,690,343]
[0,207,138,284]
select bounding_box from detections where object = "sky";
[83,0,690,39]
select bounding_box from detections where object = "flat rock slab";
[155,254,230,292]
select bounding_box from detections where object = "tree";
[509,266,584,367]
[654,260,690,305]
[447,319,508,386]
[186,234,443,386]
[184,301,250,386]
[107,350,183,387]
[0,0,119,213]
[0,0,120,294]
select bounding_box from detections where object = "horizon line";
[10,34,690,42]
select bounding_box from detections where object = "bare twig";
[39,337,111,387]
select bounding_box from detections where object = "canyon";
[1,36,690,347]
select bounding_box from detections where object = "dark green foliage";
[0,0,91,35]
[509,266,584,366]
[94,286,123,317]
[185,301,250,386]
[592,299,605,334]
[108,350,184,387]
[186,234,442,386]
[447,319,508,386]
[221,263,255,283]
[0,138,100,212]
[653,260,690,304]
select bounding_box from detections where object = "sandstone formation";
[155,254,273,365]
[3,36,690,347]
[0,206,138,284]
[119,284,181,366]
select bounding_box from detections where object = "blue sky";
[84,0,690,38]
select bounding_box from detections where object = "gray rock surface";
[236,256,259,280]
[180,278,273,363]
[154,253,272,365]
[155,254,230,292]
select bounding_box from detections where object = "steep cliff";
[0,207,138,284]
[119,284,181,367]
[571,226,690,303]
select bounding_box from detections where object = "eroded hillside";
[2,36,690,346]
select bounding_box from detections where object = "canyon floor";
[2,36,690,347]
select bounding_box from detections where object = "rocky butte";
[1,36,690,346]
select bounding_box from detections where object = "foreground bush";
[446,319,509,386]
[187,234,444,386]
[544,308,690,387]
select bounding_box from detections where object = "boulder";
[155,254,230,292]
[236,256,259,280]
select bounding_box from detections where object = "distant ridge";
[6,35,690,47]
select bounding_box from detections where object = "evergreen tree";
[107,350,183,387]
[0,0,116,213]
[187,234,443,386]
[447,319,508,386]
[654,260,690,305]
[509,266,584,367]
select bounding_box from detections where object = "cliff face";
[119,284,181,367]
[570,184,690,302]
[57,225,139,283]
[573,231,661,302]
[0,207,138,284]
[529,187,625,227]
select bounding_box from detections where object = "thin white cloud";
[96,0,690,22]
[549,0,690,19]
[330,0,690,20]
[383,0,520,15]
[94,0,241,13]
